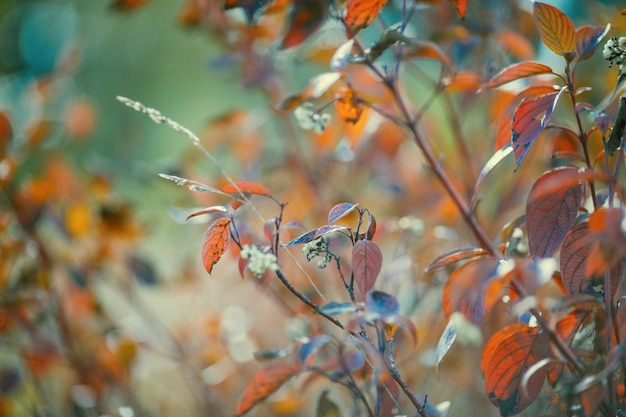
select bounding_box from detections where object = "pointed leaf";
[280,0,330,49]
[511,90,563,168]
[201,218,231,274]
[473,146,513,196]
[345,0,388,32]
[446,0,467,19]
[335,88,363,124]
[222,181,272,198]
[235,364,299,416]
[159,174,233,197]
[365,290,399,316]
[435,318,457,374]
[353,240,383,297]
[425,247,489,272]
[526,167,582,259]
[185,205,228,222]
[328,202,359,224]
[482,324,550,416]
[285,224,347,246]
[479,62,554,92]
[575,24,610,62]
[560,222,623,299]
[533,2,576,56]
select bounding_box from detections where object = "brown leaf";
[352,240,383,299]
[201,218,231,274]
[345,0,387,32]
[236,364,299,416]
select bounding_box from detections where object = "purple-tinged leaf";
[526,167,583,258]
[511,89,564,168]
[319,301,359,315]
[425,247,490,272]
[298,335,331,367]
[473,146,513,196]
[353,240,383,297]
[328,202,359,224]
[575,24,610,62]
[435,318,457,375]
[365,212,377,240]
[366,291,399,316]
[285,224,348,246]
[314,224,348,239]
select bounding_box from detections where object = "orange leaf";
[236,364,299,416]
[532,2,575,56]
[201,218,231,274]
[479,62,554,92]
[495,29,535,60]
[425,247,489,272]
[222,181,272,198]
[446,0,467,19]
[345,0,387,32]
[335,88,363,124]
[0,111,12,159]
[482,324,550,416]
[280,0,330,49]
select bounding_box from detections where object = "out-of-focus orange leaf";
[345,0,387,33]
[482,324,550,416]
[335,88,363,124]
[24,345,59,375]
[275,94,305,112]
[236,363,299,416]
[65,202,92,238]
[479,62,554,92]
[202,218,231,274]
[222,181,272,198]
[66,98,96,139]
[178,0,204,27]
[533,2,575,57]
[442,71,481,92]
[111,0,150,12]
[26,120,53,148]
[280,0,330,49]
[495,29,535,60]
[446,0,466,19]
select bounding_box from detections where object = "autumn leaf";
[185,205,228,222]
[222,181,272,198]
[425,247,489,272]
[446,0,467,19]
[335,88,363,124]
[345,0,388,33]
[201,218,231,274]
[352,240,383,298]
[236,364,299,416]
[110,0,150,12]
[511,89,564,168]
[526,167,583,259]
[327,202,359,224]
[533,2,576,57]
[280,0,330,49]
[478,62,554,92]
[575,24,610,62]
[482,324,550,416]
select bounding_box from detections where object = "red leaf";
[442,257,500,323]
[560,222,623,299]
[280,0,330,49]
[352,240,383,299]
[575,24,610,62]
[111,0,150,11]
[201,218,231,274]
[425,247,489,272]
[446,0,467,19]
[482,324,550,416]
[479,62,554,92]
[222,181,272,198]
[533,2,576,56]
[235,364,299,416]
[511,90,563,168]
[328,202,359,224]
[526,167,582,259]
[345,0,388,32]
[185,205,228,222]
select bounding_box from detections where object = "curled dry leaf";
[201,218,231,274]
